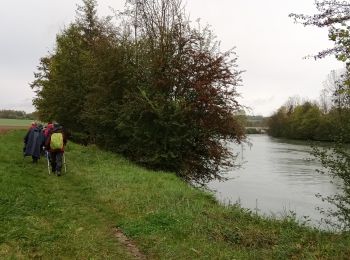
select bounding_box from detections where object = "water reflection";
[209,134,339,228]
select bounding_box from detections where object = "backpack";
[50,133,64,150]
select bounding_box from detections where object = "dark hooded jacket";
[24,126,44,158]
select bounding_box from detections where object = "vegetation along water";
[3,0,350,258]
[1,130,350,259]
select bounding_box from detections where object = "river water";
[209,134,340,228]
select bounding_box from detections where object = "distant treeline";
[244,115,269,128]
[268,93,350,142]
[30,0,245,183]
[0,110,37,120]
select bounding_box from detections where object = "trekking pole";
[46,150,51,175]
[63,153,67,174]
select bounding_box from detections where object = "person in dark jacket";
[45,123,68,176]
[24,123,45,163]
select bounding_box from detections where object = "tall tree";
[31,0,245,184]
[115,0,245,183]
[31,0,117,136]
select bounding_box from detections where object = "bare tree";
[321,69,349,110]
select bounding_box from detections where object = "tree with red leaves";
[31,0,245,184]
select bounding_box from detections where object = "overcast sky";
[0,0,343,116]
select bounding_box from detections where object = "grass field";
[0,119,33,134]
[0,118,33,127]
[1,130,350,259]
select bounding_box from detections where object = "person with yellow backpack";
[45,123,68,176]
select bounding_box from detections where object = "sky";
[0,0,343,116]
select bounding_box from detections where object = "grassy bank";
[1,130,350,259]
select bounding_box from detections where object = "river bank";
[1,130,350,259]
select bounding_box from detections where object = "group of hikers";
[23,121,68,176]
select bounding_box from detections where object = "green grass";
[1,131,350,259]
[0,118,33,127]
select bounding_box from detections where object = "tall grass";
[1,130,350,259]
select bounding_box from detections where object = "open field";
[0,119,32,134]
[0,118,33,127]
[1,130,350,259]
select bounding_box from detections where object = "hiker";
[29,121,37,129]
[44,122,53,138]
[45,123,67,176]
[43,122,54,144]
[24,122,45,163]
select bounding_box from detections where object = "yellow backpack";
[50,133,64,150]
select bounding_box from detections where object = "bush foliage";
[31,0,245,183]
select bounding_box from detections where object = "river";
[209,134,340,228]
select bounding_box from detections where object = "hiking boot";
[56,171,61,177]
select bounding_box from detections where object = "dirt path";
[114,228,147,260]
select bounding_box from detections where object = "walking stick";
[46,150,51,175]
[63,153,67,174]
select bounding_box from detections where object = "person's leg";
[50,152,57,173]
[32,156,38,163]
[55,152,63,176]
